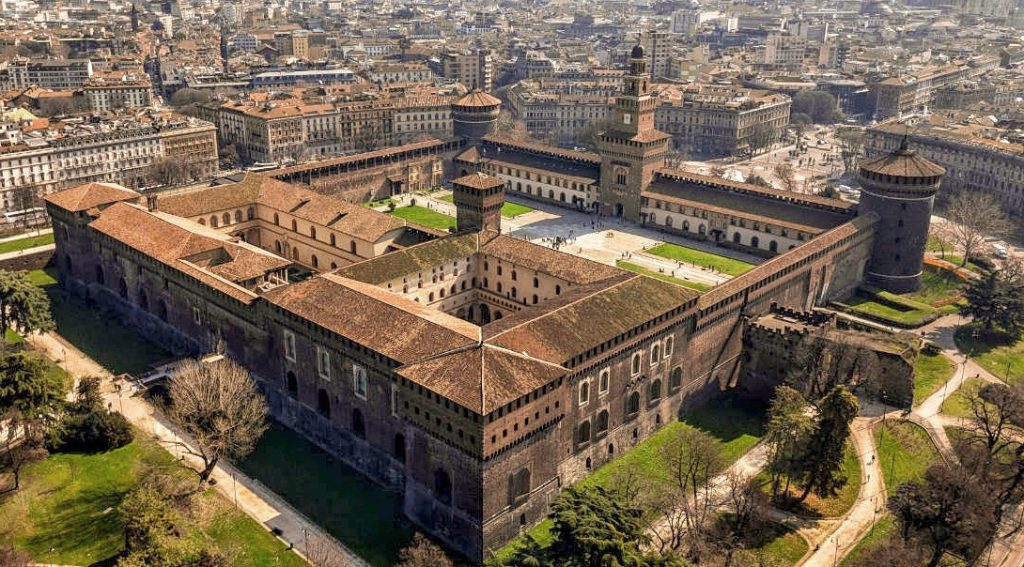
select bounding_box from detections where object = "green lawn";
[835,289,949,328]
[0,232,54,254]
[940,377,984,419]
[647,243,755,277]
[494,396,766,560]
[767,440,861,518]
[617,261,712,292]
[840,514,896,567]
[29,268,169,376]
[906,266,964,307]
[874,421,940,493]
[237,421,415,567]
[750,529,809,566]
[389,205,457,231]
[0,435,302,566]
[914,351,955,406]
[438,194,534,218]
[955,325,1024,385]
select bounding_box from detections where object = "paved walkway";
[27,331,369,567]
[0,227,51,244]
[0,243,54,262]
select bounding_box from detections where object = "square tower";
[452,173,505,233]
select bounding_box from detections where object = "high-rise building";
[441,49,493,92]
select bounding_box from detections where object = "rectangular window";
[317,347,330,379]
[353,365,368,400]
[284,330,296,362]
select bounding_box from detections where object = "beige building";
[84,79,153,112]
[441,49,493,92]
[870,55,999,120]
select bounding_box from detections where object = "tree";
[169,88,212,109]
[959,382,1024,508]
[165,358,268,487]
[658,427,725,561]
[889,463,999,566]
[836,128,866,175]
[305,534,348,567]
[789,113,813,139]
[396,533,453,567]
[943,191,1011,267]
[0,270,55,350]
[146,157,204,187]
[797,385,858,502]
[764,386,814,500]
[0,352,65,491]
[773,163,798,192]
[961,261,1024,338]
[791,91,842,124]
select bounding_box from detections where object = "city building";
[441,49,493,91]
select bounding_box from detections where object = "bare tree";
[836,128,866,175]
[2,409,47,492]
[395,533,454,567]
[659,427,726,561]
[943,191,1012,267]
[305,534,348,567]
[165,358,268,487]
[774,163,798,192]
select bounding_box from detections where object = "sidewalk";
[28,331,369,567]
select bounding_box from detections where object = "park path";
[26,331,370,567]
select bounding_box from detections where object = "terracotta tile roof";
[481,135,602,165]
[397,344,565,414]
[480,233,624,285]
[452,172,504,190]
[858,146,945,178]
[262,273,478,363]
[44,182,140,213]
[487,275,697,364]
[337,233,479,285]
[158,173,408,243]
[453,89,501,108]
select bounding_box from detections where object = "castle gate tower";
[596,43,670,222]
[857,137,945,293]
[452,172,505,233]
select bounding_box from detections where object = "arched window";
[210,215,218,228]
[631,353,642,375]
[222,212,230,225]
[275,241,282,253]
[596,410,609,434]
[434,468,452,505]
[247,207,255,220]
[665,336,674,357]
[751,236,759,249]
[733,232,741,243]
[532,294,538,305]
[429,292,435,302]
[650,379,662,403]
[651,344,661,364]
[311,255,319,268]
[118,277,128,299]
[497,282,503,293]
[234,210,242,223]
[352,408,366,438]
[461,281,467,291]
[350,241,357,254]
[670,367,683,392]
[599,369,610,394]
[626,392,641,416]
[578,381,590,405]
[577,421,591,445]
[330,262,337,269]
[497,266,502,276]
[198,218,207,226]
[317,389,331,419]
[665,216,673,227]
[649,213,656,224]
[310,227,317,239]
[286,371,298,397]
[533,276,539,288]
[394,433,406,463]
[274,213,280,225]
[769,240,778,253]
[511,287,517,299]
[548,190,554,199]
[330,234,336,246]
[683,220,690,231]
[555,285,561,295]
[95,265,105,285]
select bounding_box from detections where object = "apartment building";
[870,54,1000,120]
[440,49,493,91]
[0,59,94,90]
[83,78,153,112]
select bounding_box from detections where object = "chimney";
[146,194,158,211]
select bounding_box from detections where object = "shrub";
[50,410,134,452]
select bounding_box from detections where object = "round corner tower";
[451,89,501,143]
[857,137,945,294]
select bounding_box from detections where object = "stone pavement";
[27,331,369,567]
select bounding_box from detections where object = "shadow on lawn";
[954,324,1016,357]
[679,393,767,443]
[20,485,127,566]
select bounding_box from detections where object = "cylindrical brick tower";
[857,137,945,293]
[451,89,501,143]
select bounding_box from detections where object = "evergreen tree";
[0,270,54,349]
[765,386,814,500]
[798,385,859,502]
[962,266,1024,338]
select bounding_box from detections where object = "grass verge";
[617,261,712,292]
[839,514,896,566]
[874,420,940,493]
[0,232,54,254]
[914,351,955,406]
[389,205,456,231]
[647,243,755,277]
[954,325,1024,385]
[765,440,861,518]
[939,377,983,419]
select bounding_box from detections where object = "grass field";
[389,205,457,231]
[940,377,983,418]
[840,515,896,566]
[906,266,965,307]
[617,261,713,292]
[238,421,415,567]
[0,232,54,254]
[767,441,861,518]
[874,421,940,493]
[914,351,955,406]
[955,325,1024,385]
[29,268,169,376]
[438,194,534,218]
[0,435,303,566]
[647,243,755,277]
[493,396,766,561]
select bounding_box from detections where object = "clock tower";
[597,42,670,221]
